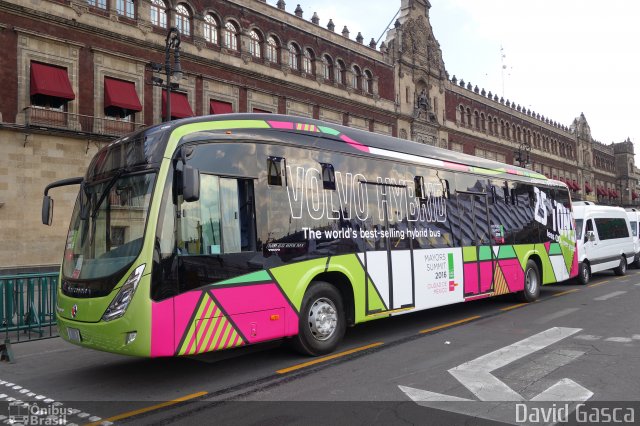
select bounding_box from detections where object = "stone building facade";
[0,0,637,273]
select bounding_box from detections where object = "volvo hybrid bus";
[42,114,578,357]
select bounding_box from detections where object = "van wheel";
[578,262,590,285]
[614,256,627,276]
[633,256,640,269]
[518,260,540,302]
[292,281,346,356]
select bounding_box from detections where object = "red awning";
[30,62,75,100]
[612,189,619,198]
[572,180,580,191]
[584,181,593,193]
[210,100,233,114]
[162,91,194,119]
[633,191,638,200]
[104,77,142,112]
[253,108,271,113]
[597,187,605,196]
[607,188,614,197]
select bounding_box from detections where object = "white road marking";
[535,308,579,324]
[398,385,471,402]
[503,349,585,391]
[633,335,640,340]
[449,327,582,401]
[574,334,601,341]
[605,337,634,343]
[594,291,627,301]
[530,378,594,401]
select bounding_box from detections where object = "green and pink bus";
[42,114,577,357]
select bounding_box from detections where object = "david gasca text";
[516,403,635,424]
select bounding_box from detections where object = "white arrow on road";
[400,327,593,403]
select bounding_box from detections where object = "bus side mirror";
[182,165,200,202]
[42,195,54,226]
[585,230,595,243]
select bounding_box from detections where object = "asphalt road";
[2,270,640,425]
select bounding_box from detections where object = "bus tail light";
[102,264,146,322]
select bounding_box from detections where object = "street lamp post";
[149,27,182,122]
[514,142,531,168]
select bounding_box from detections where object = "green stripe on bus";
[497,245,516,259]
[463,246,477,262]
[548,243,562,256]
[213,270,271,286]
[318,126,341,136]
[478,246,493,261]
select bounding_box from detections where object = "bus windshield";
[62,172,156,281]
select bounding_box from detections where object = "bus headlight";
[102,264,146,322]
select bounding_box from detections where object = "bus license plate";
[67,327,81,342]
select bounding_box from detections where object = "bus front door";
[457,192,495,297]
[361,181,415,315]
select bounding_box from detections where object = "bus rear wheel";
[518,260,540,303]
[614,256,627,276]
[292,281,346,356]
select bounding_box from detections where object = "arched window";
[204,14,218,44]
[487,115,492,133]
[335,59,346,85]
[265,36,279,63]
[364,70,373,94]
[351,65,362,90]
[302,48,314,74]
[249,30,262,58]
[116,0,135,18]
[474,111,480,129]
[480,113,486,131]
[322,54,333,81]
[175,4,191,37]
[150,0,167,28]
[223,21,239,51]
[500,120,505,137]
[288,43,300,70]
[466,108,471,126]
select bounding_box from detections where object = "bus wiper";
[91,169,128,218]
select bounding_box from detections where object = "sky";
[268,0,640,152]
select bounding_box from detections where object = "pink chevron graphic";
[497,259,525,292]
[544,241,551,253]
[442,161,470,172]
[340,134,370,152]
[479,261,493,293]
[151,299,174,357]
[212,283,298,341]
[267,120,294,129]
[570,250,579,277]
[173,290,203,350]
[464,263,478,295]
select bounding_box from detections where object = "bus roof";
[132,113,550,182]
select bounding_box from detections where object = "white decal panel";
[412,248,464,310]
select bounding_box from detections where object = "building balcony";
[22,107,144,138]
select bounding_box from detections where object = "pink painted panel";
[544,241,551,253]
[498,259,525,292]
[150,299,174,357]
[340,134,370,152]
[464,263,478,295]
[173,291,204,350]
[570,252,579,277]
[231,308,285,344]
[268,121,294,129]
[212,283,298,337]
[479,261,493,293]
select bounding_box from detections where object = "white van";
[626,208,640,268]
[573,202,635,284]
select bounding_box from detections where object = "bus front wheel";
[518,260,540,303]
[293,281,346,356]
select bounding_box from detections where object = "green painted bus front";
[54,114,578,357]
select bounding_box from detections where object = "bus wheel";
[614,256,627,276]
[578,262,590,285]
[518,260,540,302]
[293,281,346,356]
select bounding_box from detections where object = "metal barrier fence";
[1,273,59,348]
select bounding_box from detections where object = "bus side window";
[320,163,336,190]
[414,176,424,198]
[268,157,285,186]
